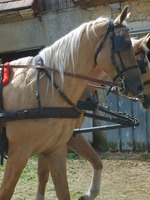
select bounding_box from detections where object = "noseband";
[95,20,139,93]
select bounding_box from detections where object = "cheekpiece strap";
[94,20,114,64]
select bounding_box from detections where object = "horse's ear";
[145,34,150,49]
[145,33,150,43]
[139,34,149,43]
[139,34,150,50]
[125,13,131,23]
[141,34,150,45]
[114,5,129,26]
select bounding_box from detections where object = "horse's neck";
[54,22,108,104]
[10,56,34,65]
[80,67,109,101]
[62,58,96,104]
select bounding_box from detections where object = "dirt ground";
[0,151,150,200]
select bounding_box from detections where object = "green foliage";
[67,152,80,160]
[107,142,118,151]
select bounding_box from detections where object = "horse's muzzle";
[124,76,144,97]
[139,94,150,110]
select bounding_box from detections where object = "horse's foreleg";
[68,135,103,200]
[0,147,30,200]
[36,154,49,200]
[43,145,70,200]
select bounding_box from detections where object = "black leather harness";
[0,56,82,165]
[0,57,81,123]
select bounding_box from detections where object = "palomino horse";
[0,6,143,200]
[135,36,150,109]
[35,35,150,200]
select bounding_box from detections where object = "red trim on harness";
[3,62,9,86]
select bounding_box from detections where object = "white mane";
[39,17,109,82]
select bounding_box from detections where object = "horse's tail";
[0,127,8,165]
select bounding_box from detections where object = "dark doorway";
[0,48,43,64]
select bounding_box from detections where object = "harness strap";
[0,127,4,165]
[112,65,139,82]
[44,69,81,114]
[33,56,81,114]
[77,89,99,110]
[135,50,147,74]
[36,69,42,110]
[0,127,8,165]
[106,64,139,95]
[84,89,99,104]
[135,50,145,56]
[0,68,4,112]
[144,80,150,86]
[118,51,126,69]
[95,20,114,64]
[34,55,45,110]
[0,107,81,122]
[110,33,123,78]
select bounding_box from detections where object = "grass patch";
[67,152,80,160]
[1,152,150,200]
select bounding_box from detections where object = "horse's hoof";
[78,195,91,200]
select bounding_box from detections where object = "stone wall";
[123,0,150,22]
[0,1,150,54]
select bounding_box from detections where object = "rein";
[88,83,139,102]
[0,64,118,87]
[0,63,138,101]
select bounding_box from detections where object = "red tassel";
[3,62,10,86]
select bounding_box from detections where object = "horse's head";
[134,34,150,109]
[95,6,143,97]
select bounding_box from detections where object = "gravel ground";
[0,152,150,200]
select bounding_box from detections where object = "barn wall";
[105,92,150,152]
[103,0,150,152]
[0,5,111,53]
[1,1,150,54]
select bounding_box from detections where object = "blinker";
[113,34,127,52]
[137,60,147,74]
[135,50,147,74]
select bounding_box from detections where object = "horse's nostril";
[138,84,144,93]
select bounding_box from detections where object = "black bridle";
[135,49,150,86]
[135,50,147,74]
[94,20,138,89]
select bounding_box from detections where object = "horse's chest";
[6,118,78,152]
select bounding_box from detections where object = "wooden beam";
[73,0,132,8]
